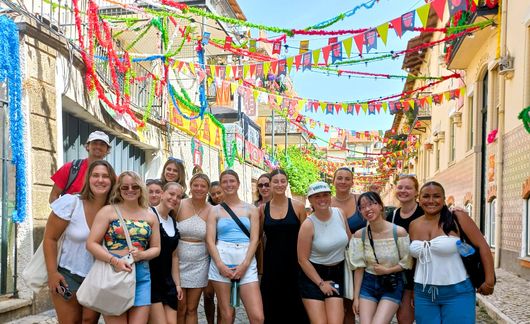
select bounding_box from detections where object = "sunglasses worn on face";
[257,183,270,189]
[121,185,141,191]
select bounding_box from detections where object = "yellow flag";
[286,56,294,74]
[312,49,321,66]
[243,65,249,78]
[263,62,270,77]
[342,37,353,58]
[416,4,431,27]
[361,103,368,114]
[376,23,389,45]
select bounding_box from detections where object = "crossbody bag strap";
[367,225,380,264]
[220,202,251,238]
[113,205,134,252]
[392,224,401,260]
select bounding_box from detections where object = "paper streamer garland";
[0,16,27,223]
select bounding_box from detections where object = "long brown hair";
[79,160,117,203]
[160,158,187,192]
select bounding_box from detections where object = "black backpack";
[60,159,83,196]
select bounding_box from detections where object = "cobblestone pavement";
[477,268,530,324]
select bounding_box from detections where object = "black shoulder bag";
[61,159,83,195]
[220,203,250,238]
[363,224,401,292]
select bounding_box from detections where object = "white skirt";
[208,240,258,285]
[178,241,210,288]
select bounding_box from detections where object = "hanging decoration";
[518,106,530,134]
[0,16,27,224]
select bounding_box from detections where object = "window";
[486,199,496,247]
[0,85,16,295]
[63,112,146,175]
[468,95,474,151]
[449,118,456,162]
[526,198,530,256]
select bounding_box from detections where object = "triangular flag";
[243,64,249,78]
[382,102,388,113]
[312,49,321,66]
[276,95,283,106]
[253,89,259,101]
[188,62,196,75]
[376,23,389,45]
[342,103,348,113]
[354,104,361,115]
[322,45,332,66]
[342,37,353,58]
[391,17,403,38]
[230,82,238,95]
[460,87,466,97]
[209,65,216,78]
[249,64,256,78]
[271,60,278,74]
[320,102,326,112]
[416,4,431,27]
[361,103,368,114]
[334,103,342,114]
[354,34,364,55]
[286,56,294,74]
[443,91,451,102]
[408,99,415,109]
[431,0,447,21]
[295,55,302,71]
[263,62,270,77]
[426,95,433,106]
[225,65,232,79]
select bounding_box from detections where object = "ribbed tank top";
[308,207,349,265]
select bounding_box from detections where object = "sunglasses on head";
[120,184,141,191]
[257,183,270,189]
[146,179,163,186]
[168,157,184,163]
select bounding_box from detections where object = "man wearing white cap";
[48,131,111,203]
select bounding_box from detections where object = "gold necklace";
[191,201,205,216]
[334,193,352,202]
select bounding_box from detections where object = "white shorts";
[208,240,258,285]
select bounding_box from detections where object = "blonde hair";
[190,173,211,189]
[110,171,149,208]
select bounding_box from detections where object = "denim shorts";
[57,266,85,292]
[298,261,344,300]
[134,261,151,307]
[359,271,404,305]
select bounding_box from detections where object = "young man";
[48,131,111,203]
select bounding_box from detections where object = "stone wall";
[432,153,476,207]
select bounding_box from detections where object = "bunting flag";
[391,16,403,37]
[224,36,232,49]
[202,32,210,45]
[249,39,257,52]
[365,29,378,52]
[448,0,468,17]
[322,45,332,65]
[299,40,309,54]
[431,0,447,21]
[331,42,343,63]
[342,37,353,58]
[416,4,431,27]
[302,52,312,71]
[354,34,364,55]
[401,11,415,34]
[376,23,389,45]
[272,41,282,55]
[312,48,321,66]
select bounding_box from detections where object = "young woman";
[409,181,495,324]
[207,181,223,206]
[254,173,271,207]
[149,182,184,324]
[331,167,365,324]
[206,170,264,324]
[44,160,116,324]
[160,158,187,193]
[87,171,161,323]
[204,180,223,324]
[349,192,412,324]
[260,169,308,324]
[387,175,424,324]
[176,173,212,324]
[147,179,164,207]
[298,181,350,324]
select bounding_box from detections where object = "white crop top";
[308,208,349,265]
[409,235,468,287]
[51,194,94,277]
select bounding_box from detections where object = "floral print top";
[104,219,152,251]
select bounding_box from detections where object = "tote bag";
[77,206,136,316]
[22,197,79,293]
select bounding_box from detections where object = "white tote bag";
[77,206,136,316]
[343,247,354,300]
[22,197,78,293]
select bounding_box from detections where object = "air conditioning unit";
[433,131,445,142]
[499,56,514,79]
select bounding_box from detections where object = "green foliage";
[276,146,321,196]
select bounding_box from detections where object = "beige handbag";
[343,245,354,300]
[77,206,136,316]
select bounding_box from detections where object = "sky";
[237,0,424,146]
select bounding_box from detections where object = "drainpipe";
[494,0,507,268]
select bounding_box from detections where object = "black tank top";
[149,207,180,278]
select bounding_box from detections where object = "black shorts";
[299,261,344,300]
[151,276,178,310]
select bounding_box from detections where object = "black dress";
[149,207,180,309]
[260,199,309,324]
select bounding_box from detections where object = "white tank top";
[308,208,348,265]
[409,236,468,287]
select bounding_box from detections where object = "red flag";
[322,45,332,66]
[354,34,364,55]
[391,17,403,37]
[295,55,302,71]
[272,41,282,55]
[224,36,232,49]
[431,0,447,21]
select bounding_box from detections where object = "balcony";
[446,1,499,69]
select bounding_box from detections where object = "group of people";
[40,130,495,324]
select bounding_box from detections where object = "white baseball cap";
[86,131,110,146]
[307,181,331,197]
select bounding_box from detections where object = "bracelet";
[108,256,115,264]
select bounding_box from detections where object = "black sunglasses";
[257,183,270,189]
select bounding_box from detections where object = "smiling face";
[257,176,271,199]
[89,165,112,196]
[86,140,109,160]
[419,184,445,216]
[395,178,418,204]
[161,184,183,210]
[164,162,180,183]
[220,174,240,196]
[119,175,142,202]
[358,196,384,222]
[270,173,288,196]
[190,178,209,200]
[209,185,224,205]
[333,169,353,193]
[147,183,163,207]
[308,192,332,212]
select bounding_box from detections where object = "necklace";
[334,193,353,203]
[400,202,418,218]
[191,201,205,217]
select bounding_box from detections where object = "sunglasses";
[146,179,163,186]
[120,185,141,191]
[257,183,270,189]
[168,157,184,163]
